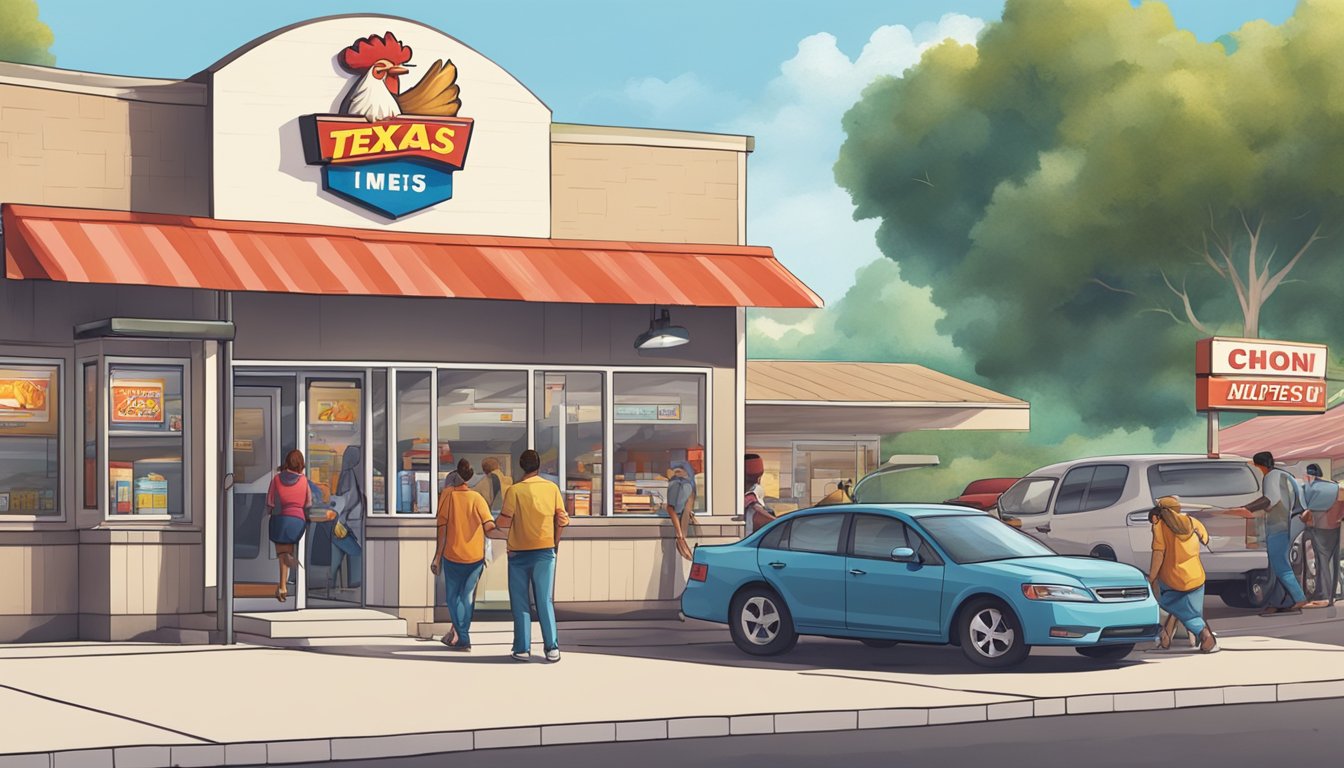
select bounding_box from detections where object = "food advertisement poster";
[111,380,165,424]
[309,386,360,429]
[0,366,58,436]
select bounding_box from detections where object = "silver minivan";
[996,454,1307,609]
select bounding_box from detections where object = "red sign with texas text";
[301,115,473,167]
[1196,376,1327,413]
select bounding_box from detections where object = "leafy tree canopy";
[836,0,1344,437]
[0,0,54,66]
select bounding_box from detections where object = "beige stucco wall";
[551,132,746,245]
[0,68,208,215]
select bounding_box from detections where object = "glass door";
[303,374,366,606]
[232,385,292,612]
[792,441,870,508]
[535,372,605,517]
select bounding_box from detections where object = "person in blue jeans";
[430,461,496,652]
[493,450,569,662]
[1240,451,1308,615]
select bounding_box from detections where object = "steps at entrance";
[235,608,408,639]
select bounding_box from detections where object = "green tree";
[0,0,54,66]
[836,0,1344,436]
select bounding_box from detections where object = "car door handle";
[768,561,786,569]
[1126,511,1151,525]
[849,568,866,576]
[1036,524,1051,533]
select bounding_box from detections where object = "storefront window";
[83,362,98,510]
[437,370,528,495]
[371,369,388,514]
[107,363,185,518]
[0,361,61,516]
[535,372,604,517]
[394,370,432,514]
[612,372,706,515]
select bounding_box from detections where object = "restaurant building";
[0,15,1028,643]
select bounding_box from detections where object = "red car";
[944,478,1019,512]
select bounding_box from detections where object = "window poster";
[309,385,361,430]
[111,380,165,424]
[0,365,57,435]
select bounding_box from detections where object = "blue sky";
[35,0,1300,303]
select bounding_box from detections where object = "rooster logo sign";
[299,32,475,219]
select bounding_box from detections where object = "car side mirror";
[891,547,917,562]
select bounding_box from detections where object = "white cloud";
[621,72,714,121]
[735,14,985,304]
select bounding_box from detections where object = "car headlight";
[1021,584,1094,602]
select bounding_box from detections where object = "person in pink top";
[266,450,335,602]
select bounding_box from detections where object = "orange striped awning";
[1,205,822,309]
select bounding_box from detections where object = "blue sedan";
[682,505,1161,668]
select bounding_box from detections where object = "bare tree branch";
[1140,307,1183,325]
[1091,278,1136,296]
[1194,235,1228,280]
[1160,270,1212,335]
[1263,223,1324,299]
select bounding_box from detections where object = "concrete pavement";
[1,619,1343,766]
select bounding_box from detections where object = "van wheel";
[957,598,1029,669]
[1221,571,1271,609]
[728,587,798,656]
[1089,545,1117,561]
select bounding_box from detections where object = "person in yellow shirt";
[430,460,495,652]
[493,449,568,662]
[1147,495,1217,653]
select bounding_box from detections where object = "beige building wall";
[551,124,749,245]
[0,64,208,216]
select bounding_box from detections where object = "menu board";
[0,365,57,436]
[111,380,165,424]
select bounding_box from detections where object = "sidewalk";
[2,619,1343,767]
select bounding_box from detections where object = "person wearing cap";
[743,454,776,536]
[1234,451,1308,615]
[1147,496,1217,653]
[1301,463,1341,608]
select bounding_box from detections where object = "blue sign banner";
[323,158,457,219]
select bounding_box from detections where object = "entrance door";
[232,386,293,611]
[793,441,871,508]
[302,374,367,607]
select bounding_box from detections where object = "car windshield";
[919,515,1056,564]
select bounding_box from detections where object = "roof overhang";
[74,317,236,341]
[2,204,822,310]
[745,361,1030,436]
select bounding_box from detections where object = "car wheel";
[958,598,1029,669]
[1075,644,1134,662]
[859,638,899,648]
[728,587,798,656]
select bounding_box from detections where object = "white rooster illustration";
[338,32,462,122]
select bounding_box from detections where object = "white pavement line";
[18,688,1344,768]
[329,732,473,761]
[111,745,171,768]
[729,715,774,735]
[858,709,928,729]
[773,711,857,733]
[52,750,110,768]
[616,720,668,741]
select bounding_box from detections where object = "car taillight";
[689,563,708,582]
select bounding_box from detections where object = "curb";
[5,679,1344,767]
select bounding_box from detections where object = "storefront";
[0,15,821,642]
[744,361,1029,511]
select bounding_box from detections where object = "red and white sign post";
[1195,337,1329,457]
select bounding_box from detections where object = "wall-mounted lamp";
[634,308,690,349]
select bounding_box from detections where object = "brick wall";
[0,81,208,215]
[552,142,742,245]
